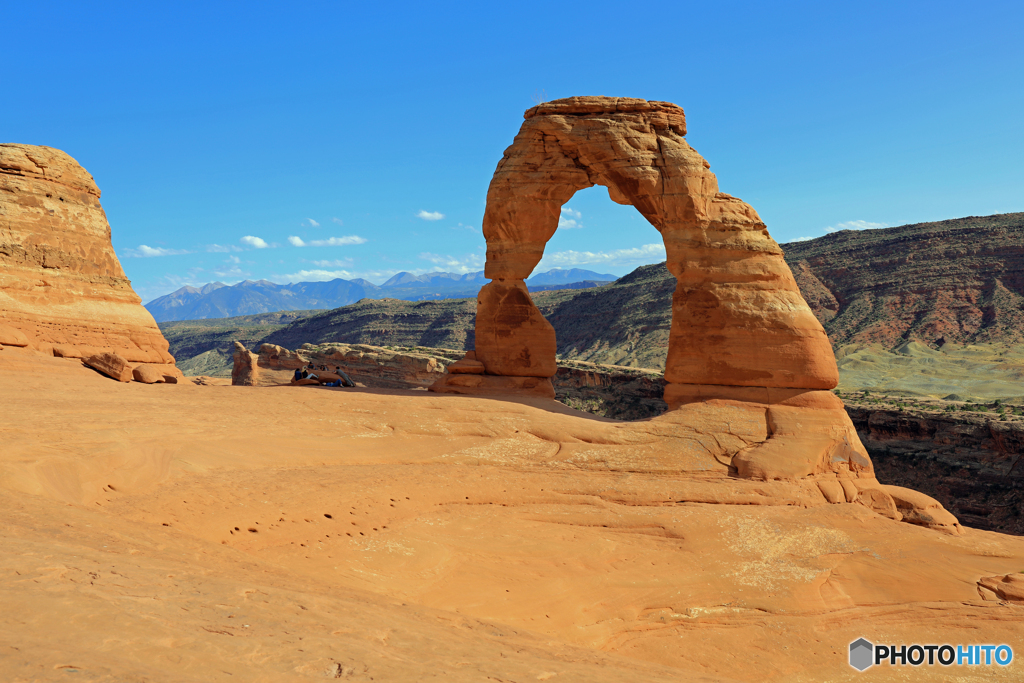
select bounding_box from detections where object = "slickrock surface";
[3,347,1023,681]
[467,96,836,392]
[0,144,173,363]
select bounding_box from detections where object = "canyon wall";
[847,405,1024,534]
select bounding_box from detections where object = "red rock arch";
[477,97,837,400]
[434,96,836,404]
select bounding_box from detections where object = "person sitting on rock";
[293,368,303,382]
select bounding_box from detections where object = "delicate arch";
[448,97,837,402]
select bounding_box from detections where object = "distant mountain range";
[145,267,616,322]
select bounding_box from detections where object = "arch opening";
[524,185,664,284]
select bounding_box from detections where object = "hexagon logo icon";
[849,638,874,671]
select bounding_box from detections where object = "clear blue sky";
[5,1,1022,302]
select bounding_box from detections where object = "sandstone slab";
[255,342,452,389]
[84,352,132,382]
[447,351,486,374]
[978,573,1024,601]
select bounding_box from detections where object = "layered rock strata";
[0,144,173,363]
[846,403,1024,534]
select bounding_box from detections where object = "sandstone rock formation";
[425,97,963,533]
[434,97,835,400]
[132,363,184,384]
[247,342,458,389]
[0,144,173,363]
[474,96,834,387]
[84,351,133,382]
[231,341,259,386]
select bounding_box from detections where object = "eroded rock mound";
[0,144,173,363]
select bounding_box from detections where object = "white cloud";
[537,243,666,269]
[226,255,241,264]
[279,269,356,282]
[558,206,583,229]
[288,235,367,247]
[277,267,434,285]
[240,235,270,249]
[311,258,354,267]
[206,244,243,253]
[418,252,484,274]
[824,220,888,233]
[213,265,248,279]
[307,218,320,228]
[331,217,344,226]
[417,210,445,221]
[793,236,815,242]
[123,244,190,257]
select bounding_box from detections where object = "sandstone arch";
[443,96,837,402]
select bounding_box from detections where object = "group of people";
[293,362,356,388]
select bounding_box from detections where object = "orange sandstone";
[0,143,173,363]
[1,349,1022,682]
